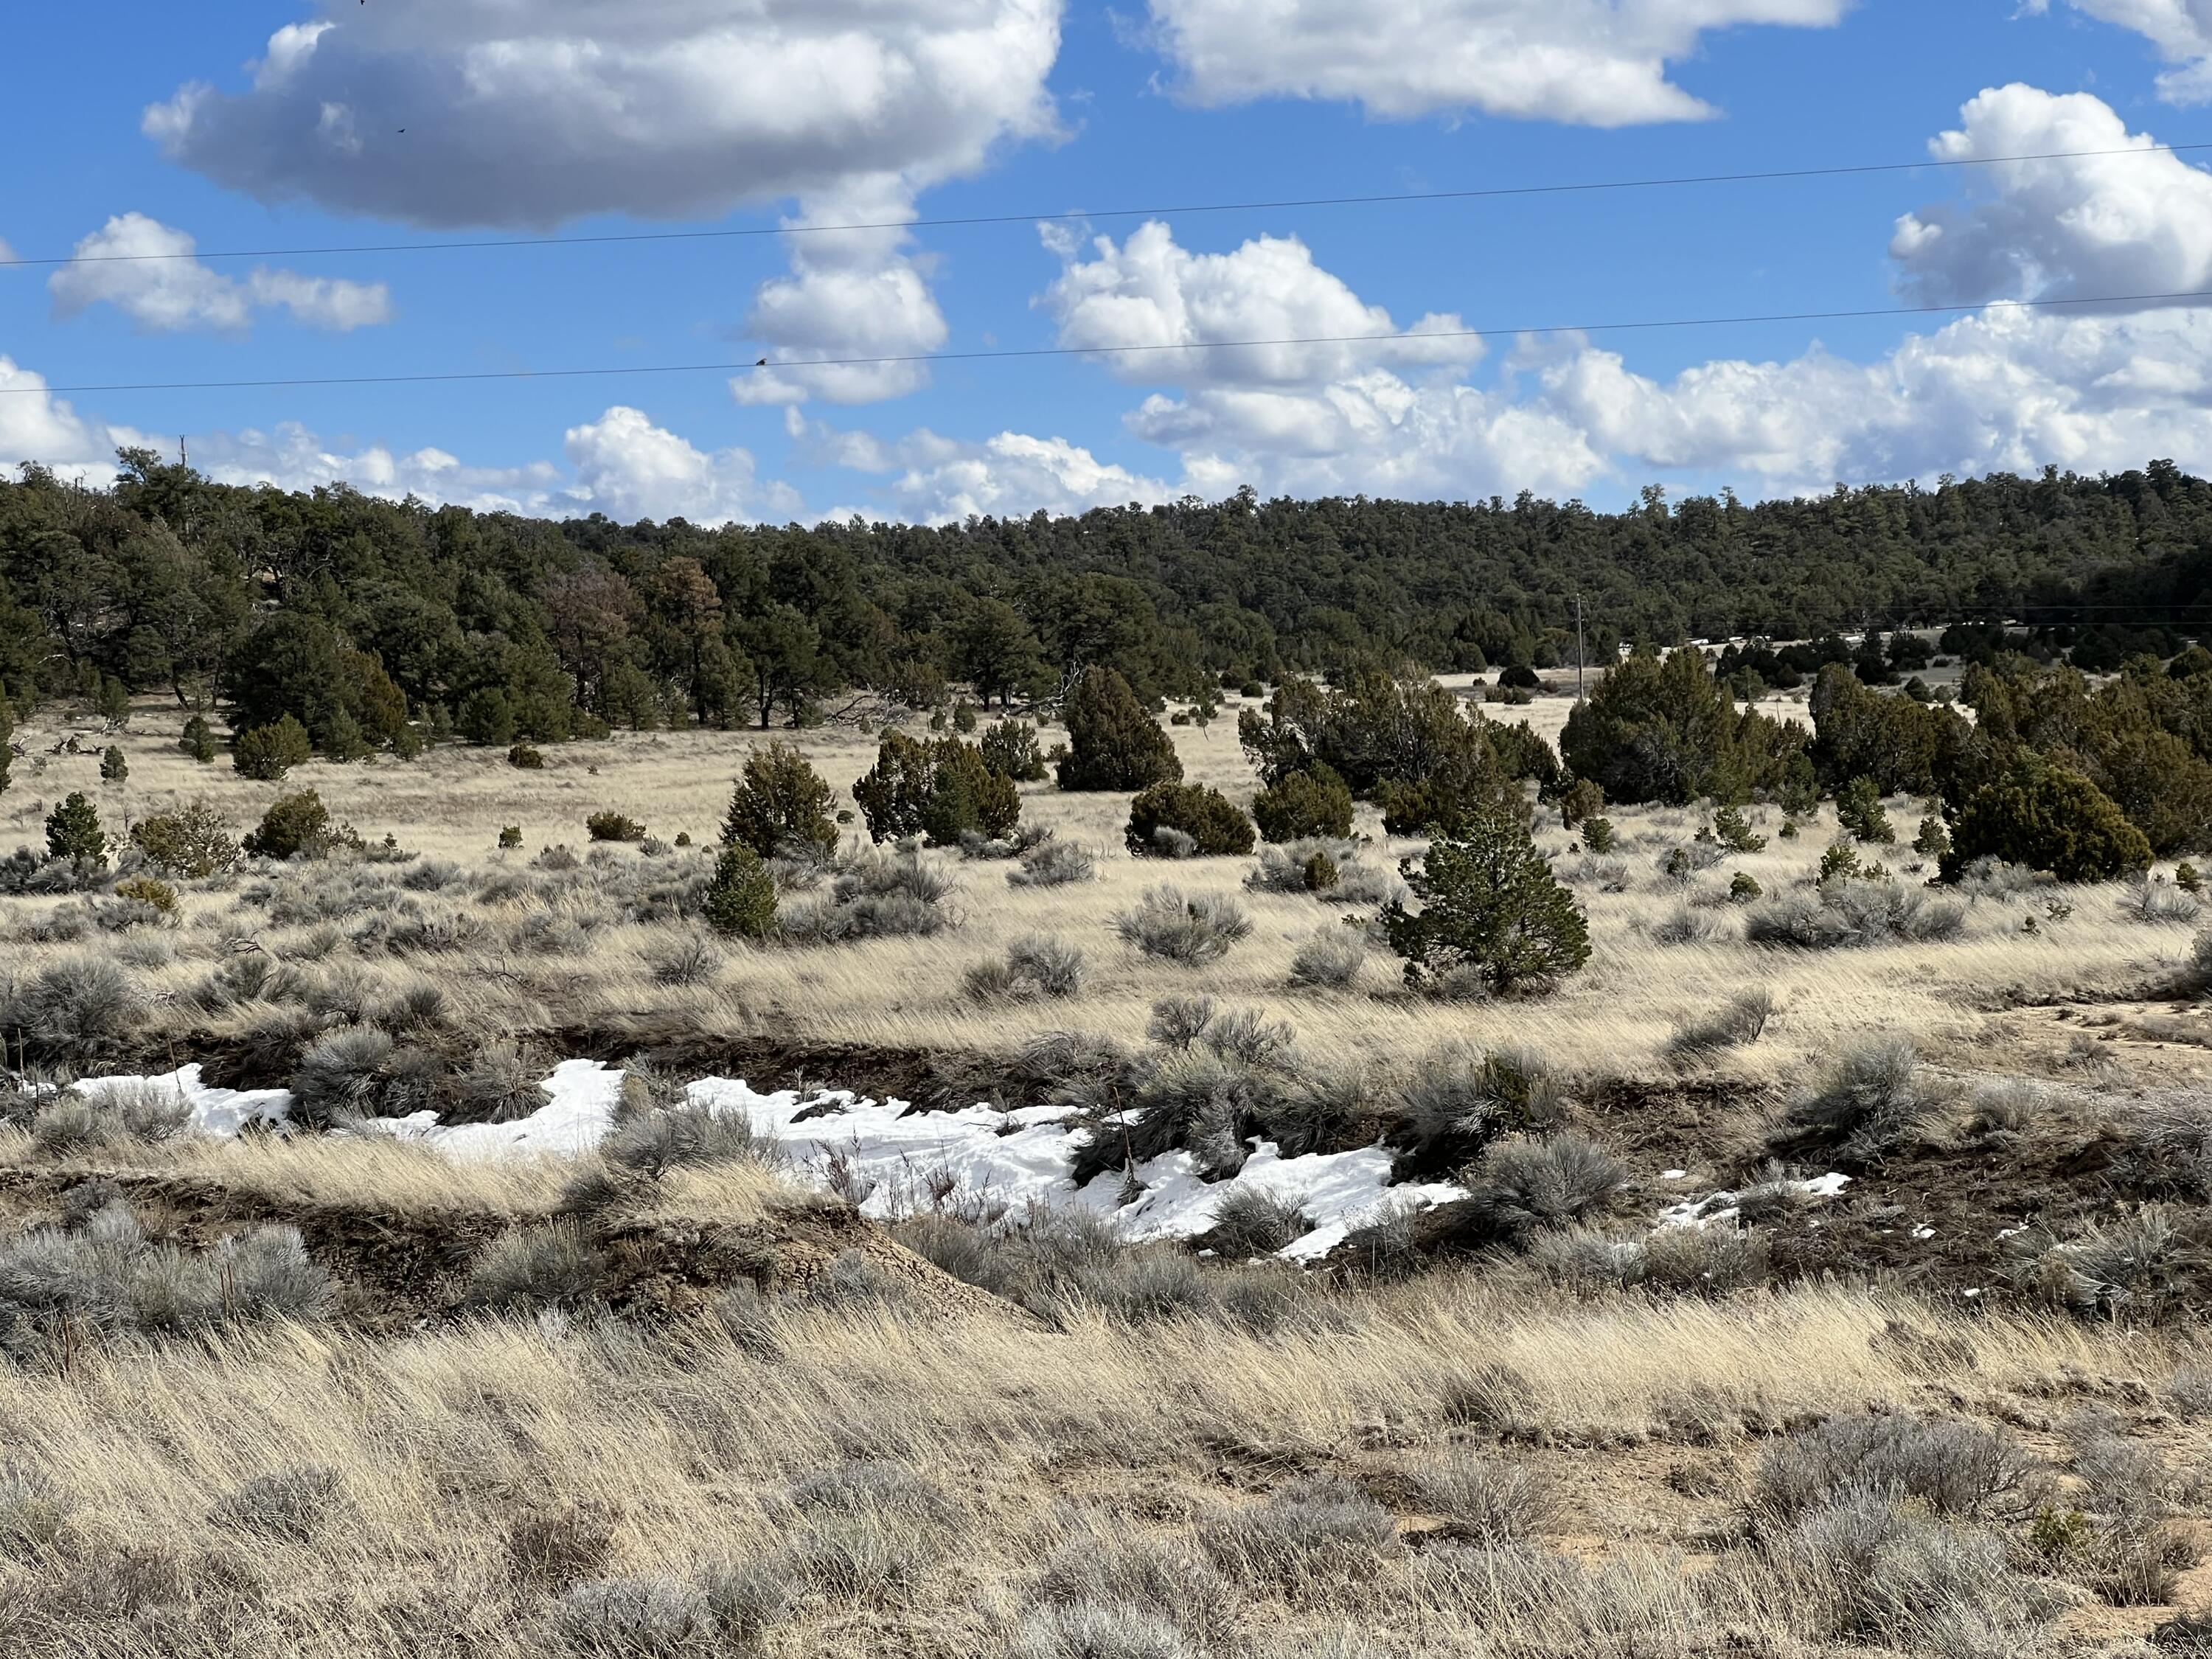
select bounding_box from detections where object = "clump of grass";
[1246,841,1402,906]
[1200,1477,1398,1588]
[700,1558,795,1646]
[788,1512,938,1605]
[1529,1223,1771,1296]
[1420,1454,1560,1545]
[289,1026,442,1127]
[506,1499,623,1590]
[468,1221,605,1311]
[1206,1186,1312,1257]
[1771,1486,2065,1653]
[1031,1530,1234,1644]
[1745,883,1965,948]
[1288,928,1366,989]
[2005,1206,2195,1318]
[448,1038,546,1123]
[1752,1413,2045,1525]
[2119,876,2202,926]
[1010,840,1097,888]
[1649,904,1727,945]
[1464,1133,1629,1239]
[29,1079,192,1155]
[1116,887,1253,965]
[898,1207,1315,1333]
[1009,1602,1197,1659]
[211,1464,351,1543]
[1664,990,1773,1065]
[0,957,145,1067]
[791,1460,953,1526]
[0,1207,329,1335]
[1395,1043,1562,1172]
[1770,1034,1928,1161]
[782,843,959,941]
[551,1575,708,1655]
[965,935,1088,1001]
[646,936,723,987]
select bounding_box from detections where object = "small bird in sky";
[756,358,768,366]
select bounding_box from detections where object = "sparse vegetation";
[7,584,2212,1659]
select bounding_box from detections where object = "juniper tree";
[1056,667,1181,792]
[45,793,105,864]
[1384,799,1590,994]
[720,742,839,859]
[1941,750,2152,884]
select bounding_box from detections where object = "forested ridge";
[5,451,2212,745]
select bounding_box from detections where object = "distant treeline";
[4,451,2212,756]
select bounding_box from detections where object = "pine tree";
[1383,799,1590,993]
[703,844,778,939]
[1251,765,1354,842]
[45,793,106,864]
[234,716,313,782]
[181,714,217,763]
[1835,776,1896,844]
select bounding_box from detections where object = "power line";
[8,285,2210,398]
[2,141,2209,270]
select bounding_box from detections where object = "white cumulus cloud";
[1040,220,1481,386]
[1144,0,1849,126]
[2028,1,2212,105]
[144,0,1064,228]
[732,183,949,407]
[794,414,1170,521]
[563,406,802,523]
[1533,305,2212,493]
[0,358,147,485]
[1888,84,2212,308]
[1026,220,1595,502]
[48,214,392,335]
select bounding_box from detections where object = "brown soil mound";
[0,1165,1018,1331]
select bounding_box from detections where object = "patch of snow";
[1658,1172,1852,1231]
[75,1059,1464,1262]
[1912,1225,1936,1239]
[1661,1169,1688,1180]
[74,1063,290,1136]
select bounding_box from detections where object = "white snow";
[75,1063,290,1136]
[1658,1172,1852,1231]
[55,1060,1466,1263]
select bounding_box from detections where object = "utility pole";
[1574,592,1587,703]
[178,436,188,468]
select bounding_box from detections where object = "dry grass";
[0,1269,2189,1658]
[5,688,2196,1088]
[0,1126,793,1228]
[9,684,2212,1655]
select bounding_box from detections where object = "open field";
[12,683,2212,1656]
[3,679,2202,1086]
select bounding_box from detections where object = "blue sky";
[5,0,2212,523]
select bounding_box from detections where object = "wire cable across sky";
[1,141,2208,268]
[7,285,2209,397]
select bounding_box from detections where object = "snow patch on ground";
[1659,1172,1852,1231]
[59,1061,1464,1262]
[76,1064,289,1137]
